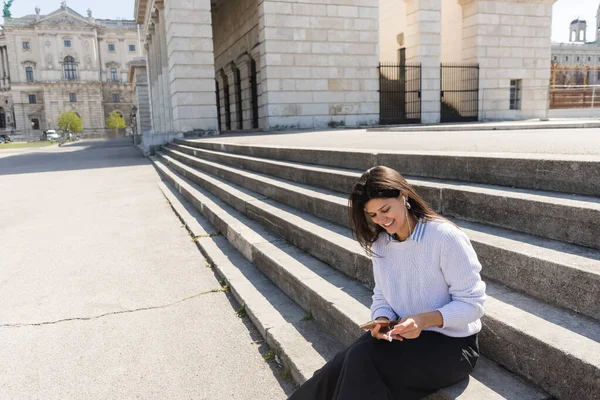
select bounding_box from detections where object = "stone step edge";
[176,138,600,198]
[158,149,600,322]
[154,154,598,400]
[169,142,600,208]
[163,146,600,252]
[153,160,549,400]
[156,179,338,385]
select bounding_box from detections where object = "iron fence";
[440,63,479,123]
[379,63,421,125]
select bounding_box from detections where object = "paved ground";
[201,127,600,156]
[0,138,293,399]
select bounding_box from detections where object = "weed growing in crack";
[281,367,293,382]
[263,350,275,362]
[235,303,246,318]
[192,232,220,241]
[218,279,230,293]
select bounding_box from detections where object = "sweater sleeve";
[370,250,398,321]
[436,225,486,329]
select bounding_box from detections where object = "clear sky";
[1,0,599,43]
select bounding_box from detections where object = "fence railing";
[549,85,600,109]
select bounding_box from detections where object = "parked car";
[45,130,60,141]
[0,137,5,143]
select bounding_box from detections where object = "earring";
[404,197,411,210]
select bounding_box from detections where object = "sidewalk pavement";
[0,138,292,399]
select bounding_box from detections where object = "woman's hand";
[389,311,443,340]
[389,315,424,340]
[369,318,392,341]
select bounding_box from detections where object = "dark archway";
[250,59,259,129]
[0,107,6,129]
[31,118,40,130]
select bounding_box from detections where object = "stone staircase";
[150,138,600,400]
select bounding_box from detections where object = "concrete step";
[176,138,600,197]
[158,146,600,321]
[153,152,600,400]
[156,181,342,385]
[151,157,550,400]
[166,143,600,251]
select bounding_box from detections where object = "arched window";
[25,66,34,82]
[64,56,77,81]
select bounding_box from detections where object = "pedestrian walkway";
[0,138,292,399]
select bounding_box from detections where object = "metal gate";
[440,63,479,122]
[379,63,421,125]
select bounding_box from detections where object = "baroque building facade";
[1,4,141,139]
[551,3,600,84]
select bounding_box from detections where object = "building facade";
[135,0,557,150]
[551,4,600,85]
[1,4,141,139]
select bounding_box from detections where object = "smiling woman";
[289,166,486,400]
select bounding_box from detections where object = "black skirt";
[288,330,479,400]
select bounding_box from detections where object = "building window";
[25,66,34,82]
[69,93,77,102]
[553,56,557,61]
[588,57,592,62]
[129,44,136,52]
[64,56,77,81]
[112,93,120,103]
[64,40,71,48]
[31,118,40,130]
[22,41,30,49]
[509,80,521,110]
[108,43,115,52]
[565,56,569,61]
[110,68,118,82]
[28,94,37,104]
[576,56,580,62]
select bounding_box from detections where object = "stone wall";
[461,0,555,120]
[257,0,379,129]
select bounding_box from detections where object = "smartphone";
[359,319,398,330]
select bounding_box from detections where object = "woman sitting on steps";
[288,166,486,400]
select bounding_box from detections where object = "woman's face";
[364,195,407,235]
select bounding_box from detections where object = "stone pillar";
[405,0,442,124]
[215,71,227,131]
[149,19,165,135]
[164,0,218,133]
[144,41,157,134]
[224,63,241,130]
[1,47,6,88]
[460,0,554,120]
[158,9,174,134]
[250,45,263,130]
[235,54,253,130]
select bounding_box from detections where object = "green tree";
[57,111,83,134]
[3,0,14,18]
[106,111,126,137]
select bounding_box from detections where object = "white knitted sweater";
[370,219,486,337]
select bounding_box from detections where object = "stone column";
[235,54,253,129]
[149,21,165,135]
[404,0,442,124]
[144,40,157,134]
[250,45,263,130]
[157,8,174,134]
[1,47,6,88]
[223,63,241,130]
[215,71,227,131]
[164,0,218,133]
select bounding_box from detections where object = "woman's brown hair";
[348,166,443,256]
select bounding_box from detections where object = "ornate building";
[0,4,141,139]
[551,2,600,82]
